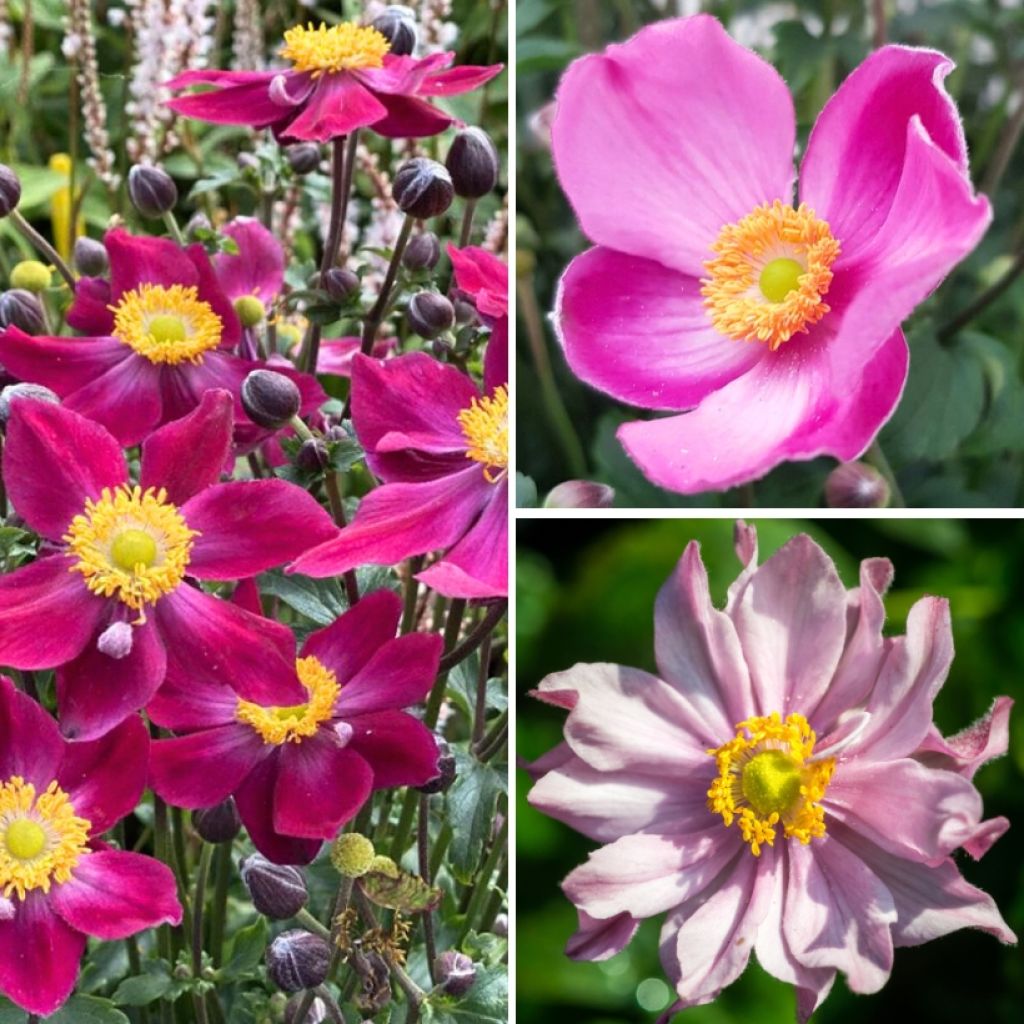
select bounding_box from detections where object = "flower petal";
[149,725,266,807]
[346,710,441,789]
[66,276,114,334]
[417,62,504,97]
[0,326,129,395]
[106,227,199,298]
[301,588,400,681]
[63,353,164,447]
[0,674,63,788]
[165,72,284,127]
[448,245,508,320]
[213,217,285,304]
[337,632,441,715]
[281,73,389,142]
[914,696,1013,780]
[146,669,240,731]
[566,909,640,961]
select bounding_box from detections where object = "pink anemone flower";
[0,228,325,448]
[528,523,1014,1020]
[148,588,441,865]
[0,391,336,741]
[552,16,991,493]
[165,20,502,143]
[0,677,181,1016]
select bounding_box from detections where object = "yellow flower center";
[64,485,198,615]
[701,201,840,351]
[0,777,91,900]
[110,284,223,365]
[236,656,341,745]
[707,712,834,857]
[458,385,508,483]
[280,22,391,77]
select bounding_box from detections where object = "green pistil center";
[741,749,802,817]
[148,315,187,345]
[759,258,804,303]
[110,528,158,571]
[4,819,46,860]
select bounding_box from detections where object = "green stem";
[191,845,212,1024]
[323,470,360,606]
[424,598,467,729]
[475,710,508,763]
[472,632,492,747]
[400,557,424,634]
[457,811,507,945]
[438,600,506,674]
[417,794,438,983]
[863,441,906,508]
[209,841,232,970]
[356,213,414,359]
[162,210,185,246]
[8,209,76,288]
[296,907,332,940]
[152,795,175,1024]
[938,247,1024,342]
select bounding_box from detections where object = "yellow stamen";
[458,385,508,483]
[706,712,834,857]
[281,22,391,77]
[701,201,840,351]
[236,656,341,745]
[64,485,198,614]
[110,284,223,365]
[0,777,91,900]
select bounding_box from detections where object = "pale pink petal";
[960,816,1009,861]
[566,909,639,961]
[914,697,1012,780]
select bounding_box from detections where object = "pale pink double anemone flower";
[552,16,991,493]
[528,524,1014,1020]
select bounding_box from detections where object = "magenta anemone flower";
[0,228,324,447]
[528,524,1014,1020]
[165,21,502,143]
[0,391,336,741]
[148,589,441,864]
[552,16,991,493]
[0,677,181,1016]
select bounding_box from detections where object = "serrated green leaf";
[446,754,506,884]
[224,916,269,979]
[362,869,442,912]
[258,569,348,625]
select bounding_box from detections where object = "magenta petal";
[448,245,509,320]
[157,350,252,426]
[566,909,640,961]
[368,92,454,138]
[483,317,508,395]
[56,615,167,742]
[146,668,240,731]
[556,247,762,410]
[184,479,337,579]
[356,52,453,94]
[3,398,126,541]
[214,217,285,304]
[0,326,129,396]
[281,73,389,142]
[66,276,114,334]
[301,588,401,682]
[317,337,361,376]
[338,632,441,715]
[553,15,794,277]
[51,850,181,939]
[185,243,243,351]
[0,892,85,1017]
[165,74,284,127]
[347,710,440,788]
[0,557,106,670]
[418,62,503,98]
[57,714,149,832]
[64,353,165,447]
[106,228,199,298]
[149,726,266,808]
[0,675,63,788]
[915,696,1013,780]
[274,738,373,838]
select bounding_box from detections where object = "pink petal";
[185,242,243,352]
[448,245,508,319]
[155,350,253,426]
[165,73,288,127]
[106,227,199,298]
[213,217,284,304]
[63,353,165,447]
[367,92,454,138]
[232,577,264,617]
[337,632,441,715]
[149,725,266,807]
[66,276,114,334]
[281,73,389,142]
[566,909,639,961]
[347,710,441,789]
[914,696,1013,780]
[183,479,337,579]
[354,52,452,95]
[555,247,762,411]
[0,326,129,396]
[417,62,504,98]
[301,588,401,681]
[552,15,794,277]
[960,816,1010,861]
[0,674,63,788]
[146,669,240,731]
[483,317,508,395]
[317,337,362,377]
[51,850,181,939]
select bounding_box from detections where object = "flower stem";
[295,907,332,941]
[863,441,906,508]
[417,794,438,983]
[400,557,425,634]
[359,214,415,357]
[209,841,232,969]
[457,809,507,945]
[162,210,186,247]
[424,598,467,729]
[438,600,506,674]
[472,631,493,747]
[871,0,887,48]
[458,199,477,248]
[191,844,213,1024]
[7,209,76,289]
[475,710,508,763]
[323,469,360,606]
[938,247,1024,342]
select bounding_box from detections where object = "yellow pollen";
[706,712,835,857]
[701,201,840,351]
[458,385,508,483]
[280,22,391,77]
[110,284,223,366]
[0,777,91,900]
[236,656,341,745]
[64,485,198,614]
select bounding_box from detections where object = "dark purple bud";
[453,298,479,327]
[322,267,360,302]
[544,480,616,509]
[0,164,20,217]
[0,289,46,335]
[296,437,328,472]
[286,143,322,175]
[402,231,441,271]
[72,236,109,277]
[824,462,890,509]
[430,337,452,359]
[240,854,308,920]
[371,5,417,57]
[407,291,454,339]
[0,383,60,427]
[446,128,499,199]
[492,913,508,938]
[241,369,302,429]
[128,164,178,218]
[193,799,242,844]
[393,158,454,220]
[266,930,331,993]
[434,951,476,997]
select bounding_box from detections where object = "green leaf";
[7,163,67,211]
[429,966,508,1024]
[48,996,131,1023]
[958,331,1024,456]
[446,754,506,884]
[447,655,508,721]
[258,569,348,625]
[113,967,172,1006]
[362,868,442,912]
[224,916,269,979]
[515,472,538,508]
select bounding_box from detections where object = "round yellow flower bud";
[330,833,375,878]
[367,855,399,878]
[10,260,52,293]
[234,294,266,327]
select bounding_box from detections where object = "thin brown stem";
[871,0,887,48]
[438,600,506,674]
[938,247,1024,342]
[8,210,76,288]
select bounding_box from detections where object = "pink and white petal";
[281,74,389,142]
[784,838,896,994]
[417,62,503,97]
[338,632,441,715]
[0,326,130,396]
[51,850,181,939]
[724,519,760,614]
[301,589,401,682]
[3,399,126,541]
[555,247,763,411]
[0,557,106,670]
[214,217,284,304]
[0,891,85,1017]
[184,479,337,579]
[914,697,1012,780]
[346,710,441,789]
[566,909,640,961]
[63,354,165,447]
[0,674,63,788]
[552,15,795,277]
[960,816,1010,861]
[147,670,240,731]
[106,228,199,297]
[317,337,362,376]
[800,46,968,264]
[365,92,454,138]
[56,616,167,742]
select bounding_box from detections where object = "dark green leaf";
[224,917,269,979]
[113,967,172,1007]
[429,966,508,1024]
[446,754,506,884]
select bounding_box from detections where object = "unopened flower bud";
[492,913,508,938]
[296,437,328,472]
[434,951,476,997]
[286,143,321,175]
[97,621,133,660]
[446,128,500,199]
[824,462,890,509]
[10,260,52,293]
[193,798,242,844]
[241,369,302,429]
[128,164,178,218]
[237,152,260,173]
[0,290,46,335]
[402,231,441,271]
[240,854,309,919]
[185,212,212,241]
[0,164,21,217]
[0,383,60,427]
[330,833,375,878]
[72,237,109,277]
[235,294,267,327]
[407,292,454,339]
[416,742,456,794]
[393,158,454,219]
[322,267,360,302]
[453,298,479,326]
[544,480,615,509]
[285,994,328,1024]
[266,930,331,993]
[371,5,417,56]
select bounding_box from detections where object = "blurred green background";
[517,518,1024,1022]
[516,0,1024,507]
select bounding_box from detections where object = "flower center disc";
[741,749,802,816]
[237,656,341,745]
[111,284,223,365]
[458,385,509,483]
[281,22,391,76]
[701,201,840,351]
[0,777,91,899]
[64,485,198,613]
